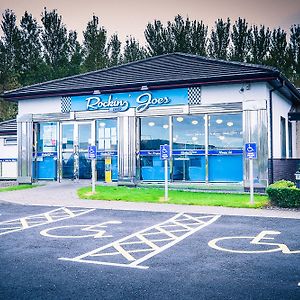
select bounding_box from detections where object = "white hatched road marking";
[60,213,221,269]
[0,207,95,236]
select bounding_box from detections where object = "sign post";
[88,146,97,194]
[245,143,257,205]
[160,144,170,201]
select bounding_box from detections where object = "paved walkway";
[0,181,299,219]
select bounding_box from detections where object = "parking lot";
[0,202,299,300]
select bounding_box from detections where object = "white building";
[2,53,300,190]
[0,119,17,179]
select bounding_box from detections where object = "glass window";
[281,117,286,158]
[38,122,57,152]
[62,124,74,150]
[288,121,292,158]
[173,115,205,149]
[140,116,169,150]
[4,137,17,146]
[78,123,91,150]
[208,113,243,149]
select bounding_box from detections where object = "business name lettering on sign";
[86,95,130,112]
[136,93,171,113]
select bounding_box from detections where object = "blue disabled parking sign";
[245,143,257,159]
[160,144,170,160]
[88,145,97,159]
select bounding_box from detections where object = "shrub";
[266,180,300,208]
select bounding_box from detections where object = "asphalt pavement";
[0,202,299,300]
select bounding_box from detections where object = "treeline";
[0,9,299,121]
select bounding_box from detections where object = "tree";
[41,8,69,79]
[248,25,271,64]
[82,15,108,72]
[289,24,300,85]
[208,18,231,60]
[107,33,121,67]
[168,15,191,53]
[0,10,19,74]
[0,10,19,121]
[267,28,290,75]
[190,20,208,56]
[16,11,50,85]
[123,37,147,63]
[68,30,83,76]
[230,18,251,62]
[144,20,167,56]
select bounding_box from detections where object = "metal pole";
[92,158,96,194]
[164,159,168,201]
[249,158,254,205]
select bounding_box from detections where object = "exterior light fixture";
[163,124,169,129]
[148,122,155,127]
[192,136,198,141]
[141,86,149,91]
[218,136,225,140]
[227,122,234,127]
[216,119,223,124]
[99,122,106,127]
[176,117,184,122]
[93,90,101,94]
[192,120,198,125]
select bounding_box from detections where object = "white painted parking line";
[60,213,221,269]
[0,207,95,236]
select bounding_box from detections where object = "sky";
[0,0,299,45]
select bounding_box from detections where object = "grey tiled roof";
[0,119,17,135]
[3,53,283,100]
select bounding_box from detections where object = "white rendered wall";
[271,91,297,158]
[0,136,18,178]
[201,82,268,104]
[18,96,61,116]
[0,136,18,158]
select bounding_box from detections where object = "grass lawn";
[78,185,269,208]
[0,184,38,192]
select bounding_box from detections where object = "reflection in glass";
[78,123,91,150]
[62,124,74,150]
[173,115,205,150]
[209,113,243,149]
[140,117,169,150]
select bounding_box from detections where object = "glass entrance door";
[61,122,93,179]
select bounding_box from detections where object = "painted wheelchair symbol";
[208,230,300,254]
[40,221,122,239]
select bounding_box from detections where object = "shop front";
[3,53,299,189]
[27,86,248,185]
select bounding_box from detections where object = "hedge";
[266,180,300,208]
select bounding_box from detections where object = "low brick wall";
[269,159,300,183]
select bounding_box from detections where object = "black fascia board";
[2,73,278,101]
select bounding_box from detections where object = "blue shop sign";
[71,88,188,113]
[139,149,242,156]
[0,158,17,162]
[97,150,118,156]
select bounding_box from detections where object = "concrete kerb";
[0,181,299,220]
